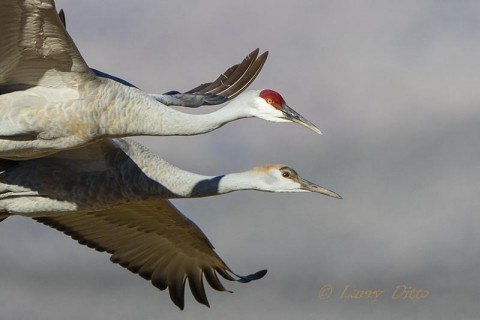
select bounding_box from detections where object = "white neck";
[98,81,255,137]
[115,139,259,199]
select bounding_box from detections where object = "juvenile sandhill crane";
[0,138,341,214]
[0,139,341,309]
[0,0,320,160]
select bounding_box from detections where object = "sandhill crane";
[0,0,320,160]
[0,138,341,214]
[0,138,341,309]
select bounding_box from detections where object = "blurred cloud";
[2,0,480,319]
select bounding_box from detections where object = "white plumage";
[0,0,338,311]
[0,0,320,160]
[0,138,340,308]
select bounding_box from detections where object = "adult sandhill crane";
[0,139,341,309]
[0,0,320,160]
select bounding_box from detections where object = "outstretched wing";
[34,199,266,309]
[147,48,269,107]
[0,0,94,90]
[95,49,268,107]
[185,48,268,100]
[56,9,267,107]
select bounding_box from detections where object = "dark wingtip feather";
[168,279,187,310]
[58,9,66,27]
[234,269,268,283]
[212,49,268,99]
[152,278,168,291]
[204,269,227,292]
[188,275,210,307]
[185,48,262,96]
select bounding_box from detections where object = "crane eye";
[282,171,290,178]
[266,98,273,104]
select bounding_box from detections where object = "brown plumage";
[34,199,266,309]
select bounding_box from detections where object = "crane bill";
[299,177,342,199]
[280,104,323,135]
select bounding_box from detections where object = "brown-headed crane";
[0,138,340,309]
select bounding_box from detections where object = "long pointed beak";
[281,104,322,134]
[299,177,342,199]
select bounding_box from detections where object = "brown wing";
[34,199,266,309]
[56,8,265,104]
[185,48,269,99]
[0,0,94,89]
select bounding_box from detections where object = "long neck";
[114,139,258,199]
[144,168,258,199]
[98,80,252,137]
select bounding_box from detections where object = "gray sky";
[1,0,480,319]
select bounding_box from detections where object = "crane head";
[249,89,322,134]
[251,164,341,198]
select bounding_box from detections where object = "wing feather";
[0,0,94,89]
[34,199,266,309]
[185,48,268,100]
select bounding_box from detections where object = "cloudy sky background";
[2,0,480,319]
